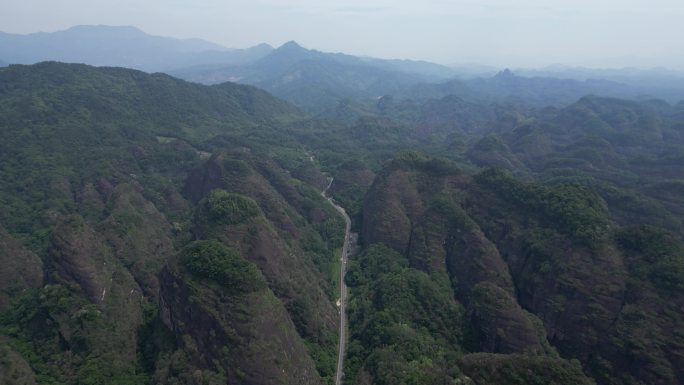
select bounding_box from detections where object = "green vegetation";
[0,285,148,385]
[460,354,595,385]
[0,62,301,253]
[475,168,612,245]
[617,225,684,293]
[179,240,265,294]
[2,60,684,385]
[203,189,261,225]
[345,244,464,384]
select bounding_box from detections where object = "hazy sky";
[2,0,684,68]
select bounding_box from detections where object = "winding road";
[322,178,353,385]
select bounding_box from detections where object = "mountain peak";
[277,41,306,51]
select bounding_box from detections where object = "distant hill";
[516,66,684,103]
[4,25,684,111]
[173,41,458,112]
[0,26,462,112]
[467,69,637,105]
[0,25,273,71]
[392,69,684,106]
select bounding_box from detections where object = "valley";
[322,178,354,385]
[0,25,683,385]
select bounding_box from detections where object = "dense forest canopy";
[0,35,683,385]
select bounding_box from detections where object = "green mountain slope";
[354,153,684,385]
[0,62,302,247]
[0,62,340,385]
[2,60,684,385]
[173,41,456,113]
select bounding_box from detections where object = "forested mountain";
[0,26,274,71]
[1,58,684,385]
[175,43,684,112]
[312,92,684,384]
[386,69,684,109]
[172,41,458,112]
[0,62,343,384]
[5,25,684,114]
[350,152,684,384]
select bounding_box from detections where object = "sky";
[2,0,684,69]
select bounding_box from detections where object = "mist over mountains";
[0,25,273,71]
[2,22,684,385]
[2,25,684,113]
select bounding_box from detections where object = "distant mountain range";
[402,69,656,106]
[2,25,683,112]
[0,25,461,111]
[0,25,274,71]
[172,40,460,111]
[514,66,684,101]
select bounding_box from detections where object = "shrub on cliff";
[180,240,264,294]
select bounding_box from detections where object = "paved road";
[322,178,352,385]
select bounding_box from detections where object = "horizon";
[2,24,684,74]
[2,0,683,70]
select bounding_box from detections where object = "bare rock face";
[183,152,306,239]
[49,182,177,301]
[214,217,338,337]
[362,158,550,358]
[446,229,515,300]
[469,282,544,354]
[0,228,43,311]
[0,340,38,385]
[46,212,150,365]
[100,183,176,297]
[362,170,421,253]
[515,245,627,360]
[182,154,226,204]
[184,153,341,331]
[159,261,324,385]
[47,216,113,304]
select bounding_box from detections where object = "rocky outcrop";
[183,153,341,343]
[47,216,114,304]
[469,282,544,354]
[362,170,422,253]
[159,260,324,385]
[445,229,514,300]
[362,158,549,357]
[0,228,43,311]
[463,169,684,384]
[184,152,306,239]
[214,216,338,339]
[0,340,38,385]
[100,183,176,297]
